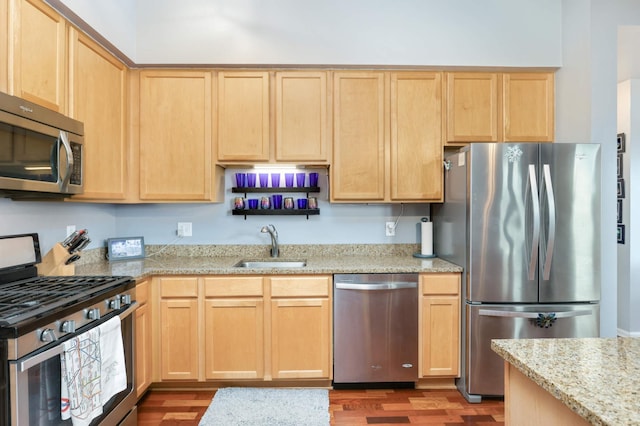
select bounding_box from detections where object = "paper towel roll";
[421,221,433,256]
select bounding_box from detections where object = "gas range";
[0,233,138,426]
[0,274,135,359]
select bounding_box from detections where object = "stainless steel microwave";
[0,91,84,198]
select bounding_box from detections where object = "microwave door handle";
[542,164,556,280]
[58,131,73,192]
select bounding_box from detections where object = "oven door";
[8,304,136,426]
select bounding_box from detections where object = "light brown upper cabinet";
[503,73,554,142]
[68,28,128,201]
[216,71,329,164]
[138,70,221,201]
[332,71,443,202]
[275,71,329,163]
[390,72,443,201]
[446,72,500,143]
[332,72,386,201]
[216,71,270,162]
[8,0,67,113]
[445,72,554,144]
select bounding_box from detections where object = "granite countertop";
[491,337,640,426]
[74,244,462,280]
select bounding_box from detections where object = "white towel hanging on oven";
[60,328,103,425]
[98,315,127,403]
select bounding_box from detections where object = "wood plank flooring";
[137,388,504,425]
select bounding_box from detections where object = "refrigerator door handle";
[527,164,541,280]
[542,164,556,280]
[478,309,592,319]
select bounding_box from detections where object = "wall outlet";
[177,222,192,237]
[385,221,396,237]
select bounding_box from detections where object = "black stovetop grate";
[0,275,132,327]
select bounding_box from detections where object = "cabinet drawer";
[270,276,331,298]
[136,279,149,305]
[204,276,264,297]
[159,277,199,297]
[421,273,460,295]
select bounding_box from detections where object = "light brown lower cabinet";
[157,277,200,381]
[419,273,460,377]
[153,275,332,383]
[204,276,265,380]
[135,279,152,397]
[269,276,332,379]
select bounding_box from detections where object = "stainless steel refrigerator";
[432,143,601,403]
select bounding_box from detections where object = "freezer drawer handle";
[478,309,591,319]
[335,282,417,290]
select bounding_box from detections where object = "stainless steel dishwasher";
[333,273,418,385]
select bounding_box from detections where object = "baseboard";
[617,328,640,337]
[415,378,457,389]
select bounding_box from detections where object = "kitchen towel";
[421,220,434,256]
[98,315,127,405]
[60,328,103,425]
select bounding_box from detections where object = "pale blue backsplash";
[0,168,430,255]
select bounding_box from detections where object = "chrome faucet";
[260,224,279,258]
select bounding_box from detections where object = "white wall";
[64,0,562,66]
[616,80,640,336]
[57,0,137,59]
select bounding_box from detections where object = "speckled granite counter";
[492,337,640,426]
[74,244,462,279]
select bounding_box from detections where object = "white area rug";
[199,387,330,426]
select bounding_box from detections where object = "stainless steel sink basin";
[233,259,307,268]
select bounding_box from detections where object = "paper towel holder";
[413,217,437,258]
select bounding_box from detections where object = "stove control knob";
[39,328,57,342]
[87,308,101,320]
[108,298,121,310]
[120,294,132,305]
[60,320,76,333]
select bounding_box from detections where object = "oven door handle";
[18,302,138,372]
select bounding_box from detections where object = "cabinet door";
[160,298,199,380]
[217,71,270,162]
[135,302,152,396]
[390,72,443,201]
[68,29,128,200]
[9,0,66,112]
[275,71,329,163]
[0,1,8,93]
[503,73,554,142]
[420,273,460,377]
[204,299,264,379]
[271,298,331,379]
[135,280,152,397]
[269,275,331,379]
[332,72,386,201]
[446,72,499,143]
[139,70,213,200]
[159,277,199,381]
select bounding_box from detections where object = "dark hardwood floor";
[137,388,504,425]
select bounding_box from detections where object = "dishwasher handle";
[335,282,417,291]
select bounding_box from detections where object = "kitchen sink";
[233,259,307,268]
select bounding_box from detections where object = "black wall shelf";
[231,186,321,219]
[232,209,320,219]
[232,186,320,194]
